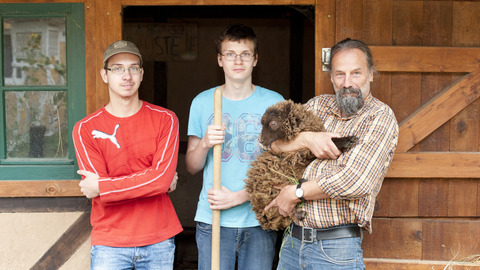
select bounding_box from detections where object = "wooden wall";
[1,0,480,268]
[331,0,480,265]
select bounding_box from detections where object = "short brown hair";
[215,24,258,56]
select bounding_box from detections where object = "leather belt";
[291,223,361,243]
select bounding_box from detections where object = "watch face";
[296,188,304,198]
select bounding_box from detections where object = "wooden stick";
[211,87,222,270]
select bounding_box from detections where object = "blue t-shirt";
[188,86,284,227]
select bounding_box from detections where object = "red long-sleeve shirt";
[73,101,182,247]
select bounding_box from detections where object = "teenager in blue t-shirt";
[186,24,284,270]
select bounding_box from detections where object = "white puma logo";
[92,124,121,148]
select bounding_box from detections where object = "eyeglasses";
[220,52,254,61]
[105,66,142,75]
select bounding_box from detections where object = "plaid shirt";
[298,93,398,233]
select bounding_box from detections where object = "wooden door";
[316,0,480,265]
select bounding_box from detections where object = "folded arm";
[73,114,180,205]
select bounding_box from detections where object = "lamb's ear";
[283,100,293,115]
[283,101,298,129]
[293,103,306,123]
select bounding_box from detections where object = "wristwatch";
[295,181,305,202]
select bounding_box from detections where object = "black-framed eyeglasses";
[105,66,142,75]
[220,52,254,61]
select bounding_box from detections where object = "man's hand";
[167,172,178,193]
[272,132,342,160]
[299,132,343,159]
[77,170,100,198]
[207,186,248,210]
[265,185,298,217]
[202,124,226,148]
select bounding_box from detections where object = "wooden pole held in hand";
[211,87,222,270]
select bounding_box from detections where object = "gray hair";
[328,38,376,73]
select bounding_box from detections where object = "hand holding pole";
[211,87,222,270]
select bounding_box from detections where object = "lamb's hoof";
[332,136,358,152]
[293,209,307,221]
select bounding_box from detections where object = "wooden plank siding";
[363,0,394,108]
[0,0,479,268]
[329,0,480,265]
[314,0,336,95]
[374,179,479,218]
[391,0,423,156]
[420,1,455,155]
[364,218,480,262]
[450,1,480,158]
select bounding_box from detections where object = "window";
[0,3,85,180]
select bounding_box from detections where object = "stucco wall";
[0,212,90,269]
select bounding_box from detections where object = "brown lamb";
[244,99,357,231]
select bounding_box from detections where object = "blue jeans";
[90,238,175,270]
[196,222,277,270]
[276,231,365,270]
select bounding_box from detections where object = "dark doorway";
[122,6,314,269]
[122,5,315,113]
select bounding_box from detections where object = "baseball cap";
[103,40,143,66]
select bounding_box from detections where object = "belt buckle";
[301,226,315,243]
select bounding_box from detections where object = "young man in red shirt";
[73,40,182,269]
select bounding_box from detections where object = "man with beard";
[265,38,398,270]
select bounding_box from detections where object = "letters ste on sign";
[123,23,198,62]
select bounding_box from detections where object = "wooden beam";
[121,0,315,5]
[364,258,480,270]
[396,70,480,152]
[0,0,84,2]
[31,212,91,270]
[315,0,335,96]
[3,154,477,192]
[0,197,90,212]
[386,152,480,178]
[371,46,480,73]
[0,180,82,197]
[84,0,97,116]
[92,0,123,114]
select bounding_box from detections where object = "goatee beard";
[335,87,364,116]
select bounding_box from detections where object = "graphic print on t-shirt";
[92,124,121,149]
[208,113,262,162]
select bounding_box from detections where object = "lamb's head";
[259,104,288,147]
[259,100,298,147]
[259,100,327,148]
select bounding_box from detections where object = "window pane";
[5,91,68,159]
[3,18,66,86]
